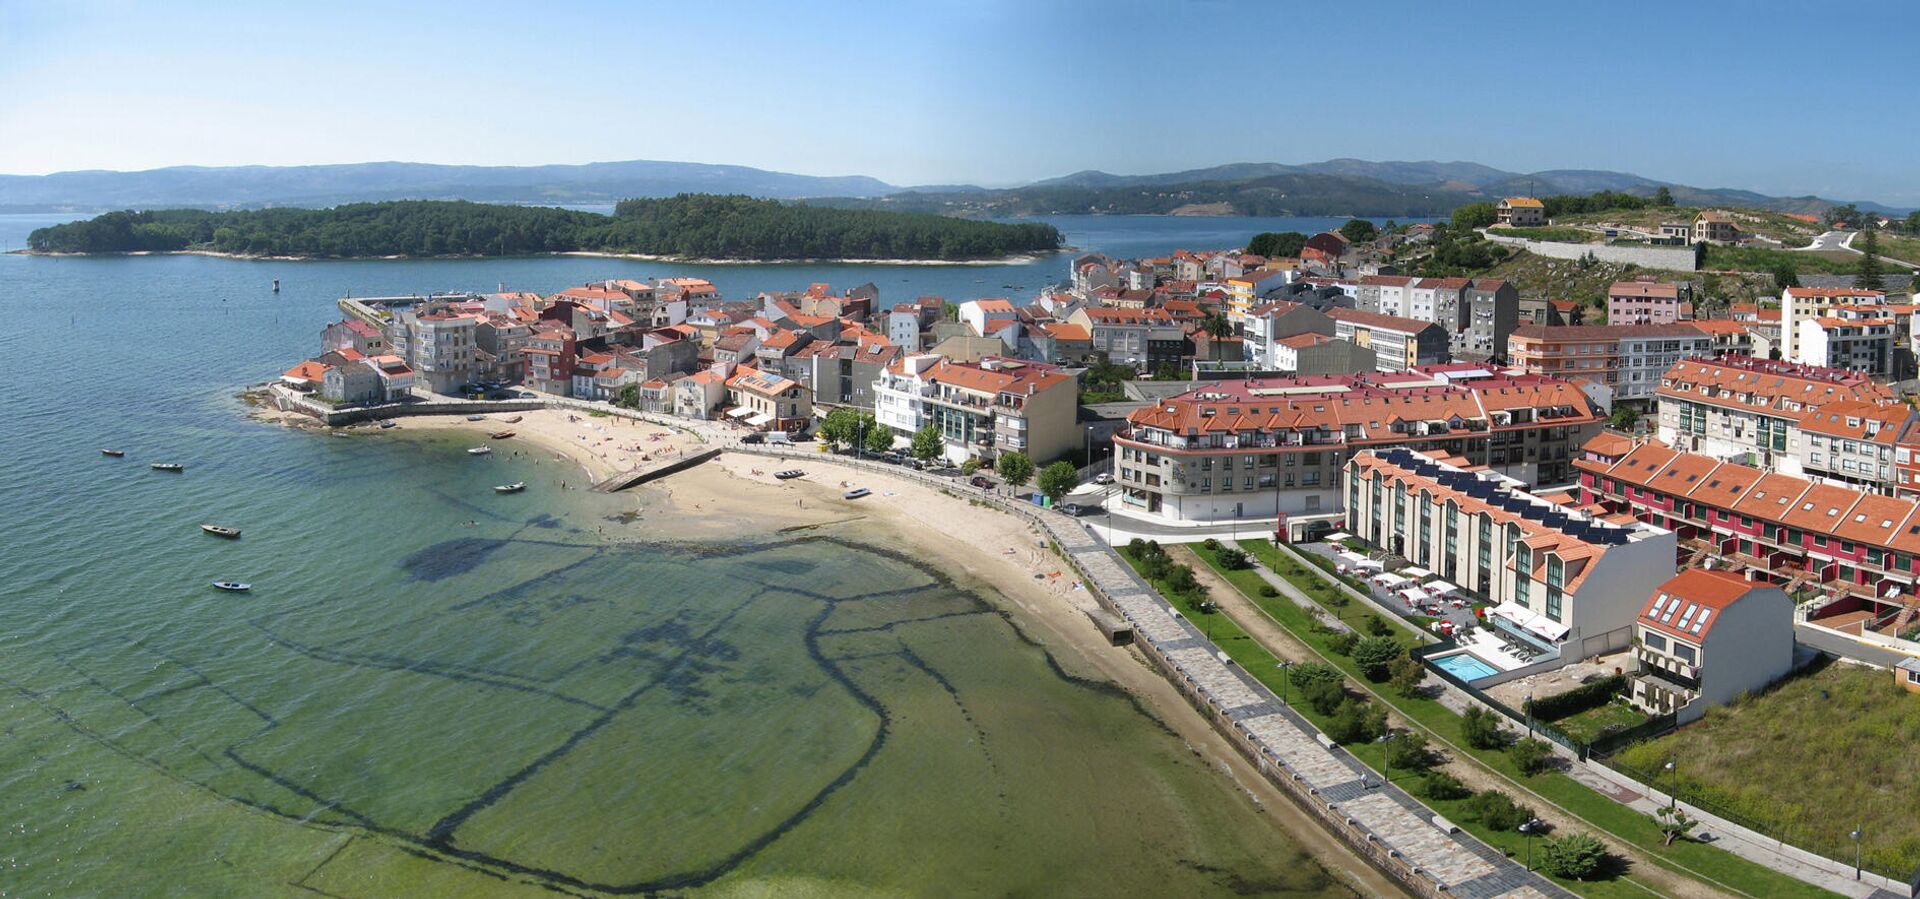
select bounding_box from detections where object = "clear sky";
[5,0,1918,204]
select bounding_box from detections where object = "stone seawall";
[1484,234,1700,271]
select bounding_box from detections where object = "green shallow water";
[0,437,1347,896]
[0,215,1361,896]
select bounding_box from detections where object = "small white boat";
[102,449,125,457]
[151,463,184,472]
[466,414,487,422]
[212,581,251,592]
[775,469,806,480]
[468,446,492,455]
[379,420,398,429]
[331,430,350,438]
[200,524,242,539]
[843,487,871,500]
[495,482,526,493]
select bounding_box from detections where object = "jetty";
[590,448,722,493]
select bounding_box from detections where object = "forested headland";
[24,195,1064,261]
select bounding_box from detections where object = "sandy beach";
[367,409,1400,896]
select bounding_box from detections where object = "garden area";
[1152,538,1841,899]
[1613,660,1920,880]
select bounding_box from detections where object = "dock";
[590,448,722,492]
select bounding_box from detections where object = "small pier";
[591,448,723,493]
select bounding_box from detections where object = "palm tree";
[1201,312,1234,361]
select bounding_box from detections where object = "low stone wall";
[1483,233,1700,271]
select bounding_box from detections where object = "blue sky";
[5,0,1918,204]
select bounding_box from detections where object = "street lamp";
[1518,818,1541,871]
[1376,731,1393,788]
[1277,660,1295,707]
[1851,826,1862,880]
[1663,760,1677,810]
[1525,692,1535,739]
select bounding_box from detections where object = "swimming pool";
[1431,652,1500,682]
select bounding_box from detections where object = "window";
[1672,642,1697,665]
[1908,668,1920,686]
[1642,631,1667,651]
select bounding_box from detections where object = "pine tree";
[1856,229,1886,292]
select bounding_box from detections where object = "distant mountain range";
[0,157,1904,217]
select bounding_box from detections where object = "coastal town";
[270,203,1920,899]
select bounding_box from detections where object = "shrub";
[1258,585,1279,598]
[1462,706,1510,750]
[1163,564,1199,596]
[1364,615,1394,637]
[1216,547,1250,570]
[1126,537,1149,559]
[1324,699,1387,744]
[1524,675,1627,721]
[1351,636,1404,681]
[1388,655,1427,698]
[1539,833,1608,880]
[1326,632,1359,656]
[1287,662,1342,691]
[1303,679,1347,717]
[1509,738,1555,776]
[1201,537,1221,551]
[1464,789,1534,832]
[1384,730,1433,772]
[1419,770,1472,801]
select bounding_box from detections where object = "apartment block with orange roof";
[1628,570,1793,722]
[1654,354,1895,468]
[1346,447,1675,665]
[1113,366,1602,526]
[872,355,1077,465]
[1794,316,1898,376]
[1792,399,1916,494]
[1778,286,1887,361]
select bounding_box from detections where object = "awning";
[1489,601,1568,642]
[1425,580,1459,596]
[1352,559,1384,572]
[724,407,753,419]
[1401,567,1433,579]
[1324,532,1352,543]
[1337,551,1369,566]
[746,412,775,426]
[1373,573,1407,588]
[1399,587,1429,604]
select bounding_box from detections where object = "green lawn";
[1860,230,1920,267]
[1548,701,1649,745]
[1189,542,1839,899]
[1489,226,1601,244]
[1702,244,1856,275]
[1615,662,1920,878]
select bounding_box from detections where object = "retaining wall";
[1483,234,1700,271]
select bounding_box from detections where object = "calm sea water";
[0,213,1373,897]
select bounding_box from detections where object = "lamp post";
[1526,692,1535,739]
[1663,760,1677,810]
[1383,731,1393,786]
[1518,818,1540,871]
[1851,826,1862,881]
[1277,660,1294,707]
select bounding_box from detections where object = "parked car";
[969,476,996,489]
[740,433,765,444]
[1093,472,1114,485]
[1059,503,1087,516]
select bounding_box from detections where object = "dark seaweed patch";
[402,539,510,582]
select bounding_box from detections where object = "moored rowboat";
[468,446,491,455]
[151,463,184,472]
[200,524,242,538]
[494,482,526,493]
[212,581,251,592]
[102,449,125,457]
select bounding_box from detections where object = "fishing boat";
[775,469,806,480]
[468,446,492,455]
[211,581,251,592]
[151,463,184,472]
[494,482,526,494]
[489,429,516,439]
[466,414,487,422]
[200,524,241,539]
[101,449,125,457]
[379,420,398,429]
[843,487,871,500]
[504,415,523,424]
